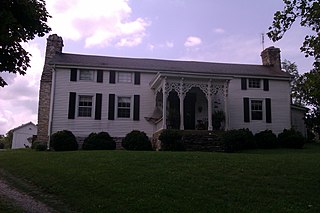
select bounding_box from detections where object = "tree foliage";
[0,0,51,87]
[268,0,320,68]
[268,1,320,134]
[282,59,302,105]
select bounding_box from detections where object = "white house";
[11,122,37,149]
[37,34,295,143]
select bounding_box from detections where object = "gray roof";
[51,53,291,78]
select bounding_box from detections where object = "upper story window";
[251,100,263,120]
[117,97,131,118]
[78,95,93,117]
[79,70,94,81]
[118,72,132,83]
[248,78,261,88]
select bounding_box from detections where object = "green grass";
[0,144,320,212]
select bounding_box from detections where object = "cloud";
[0,42,43,134]
[184,36,202,47]
[213,28,225,34]
[46,0,149,48]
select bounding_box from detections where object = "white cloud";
[166,41,174,48]
[0,42,43,134]
[46,0,149,48]
[184,36,202,47]
[213,28,225,34]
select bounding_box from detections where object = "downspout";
[47,65,56,149]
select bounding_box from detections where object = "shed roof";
[12,122,37,132]
[51,53,291,78]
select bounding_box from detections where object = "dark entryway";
[168,91,180,129]
[184,93,196,129]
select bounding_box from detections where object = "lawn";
[0,144,320,213]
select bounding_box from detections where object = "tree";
[282,59,302,105]
[0,0,51,87]
[268,0,320,134]
[267,0,320,68]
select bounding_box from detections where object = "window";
[117,97,131,118]
[118,72,132,83]
[251,100,263,120]
[78,95,93,117]
[248,78,261,88]
[79,70,94,81]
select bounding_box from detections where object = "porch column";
[179,78,185,130]
[224,80,229,130]
[162,78,168,129]
[207,80,213,131]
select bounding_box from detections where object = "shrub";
[278,129,305,149]
[82,132,116,150]
[31,141,47,151]
[254,130,278,149]
[0,142,4,149]
[222,129,254,152]
[158,129,184,151]
[50,130,78,151]
[122,130,152,151]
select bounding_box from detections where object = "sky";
[0,0,315,135]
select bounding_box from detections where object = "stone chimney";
[37,34,63,142]
[261,46,281,70]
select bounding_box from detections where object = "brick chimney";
[37,34,63,142]
[261,46,281,70]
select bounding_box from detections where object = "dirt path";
[0,177,57,213]
[0,169,74,213]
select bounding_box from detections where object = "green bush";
[82,132,116,150]
[278,129,305,149]
[50,130,78,151]
[0,142,4,149]
[31,141,47,151]
[122,130,152,151]
[158,129,184,151]
[254,130,278,149]
[222,129,254,152]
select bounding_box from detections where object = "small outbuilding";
[11,122,37,149]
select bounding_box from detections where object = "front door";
[184,93,196,129]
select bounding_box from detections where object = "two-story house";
[37,34,293,144]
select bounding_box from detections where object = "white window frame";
[248,78,261,89]
[116,96,132,119]
[77,94,94,118]
[79,69,94,81]
[250,99,263,121]
[118,72,133,83]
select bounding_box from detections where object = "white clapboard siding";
[52,69,156,137]
[228,78,291,134]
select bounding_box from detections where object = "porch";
[148,73,231,133]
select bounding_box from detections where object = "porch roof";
[50,53,291,78]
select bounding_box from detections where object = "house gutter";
[47,65,56,149]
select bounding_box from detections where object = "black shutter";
[241,78,247,90]
[243,97,250,122]
[70,68,77,81]
[133,95,140,121]
[263,79,269,91]
[68,92,76,119]
[134,72,141,85]
[109,71,115,84]
[108,94,115,120]
[97,71,103,83]
[95,93,102,120]
[266,98,272,123]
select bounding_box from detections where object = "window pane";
[118,72,132,83]
[79,70,93,81]
[118,97,131,118]
[251,100,263,120]
[78,95,93,117]
[248,79,260,88]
